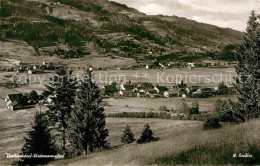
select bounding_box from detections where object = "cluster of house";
[13,61,65,74]
[152,61,235,70]
[96,61,236,71]
[100,81,168,98]
[15,61,48,74]
[100,80,227,99]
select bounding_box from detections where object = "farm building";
[133,82,154,90]
[5,94,27,111]
[120,80,134,91]
[145,89,159,98]
[137,92,145,98]
[28,69,44,74]
[155,85,168,94]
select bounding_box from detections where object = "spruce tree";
[17,112,57,165]
[234,11,260,120]
[28,90,39,104]
[121,125,135,144]
[68,68,108,155]
[45,66,77,151]
[137,124,158,144]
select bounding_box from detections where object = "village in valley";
[0,0,259,165]
[1,59,235,112]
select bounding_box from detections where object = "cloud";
[111,0,260,31]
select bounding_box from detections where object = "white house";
[154,87,160,94]
[146,65,149,69]
[164,91,169,98]
[193,89,202,95]
[133,88,138,92]
[120,83,126,91]
[185,88,190,94]
[47,97,52,103]
[213,86,219,91]
[33,65,37,70]
[182,94,187,98]
[28,70,32,75]
[139,89,146,93]
[119,90,123,96]
[13,60,21,66]
[137,92,145,98]
[187,63,195,68]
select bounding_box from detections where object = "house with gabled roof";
[137,92,145,98]
[145,89,158,98]
[155,85,168,95]
[5,93,26,111]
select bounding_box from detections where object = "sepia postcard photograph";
[0,0,260,165]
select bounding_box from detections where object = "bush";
[137,124,159,144]
[121,125,135,144]
[203,117,221,130]
[159,105,168,111]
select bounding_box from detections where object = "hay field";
[104,95,238,114]
[51,120,260,165]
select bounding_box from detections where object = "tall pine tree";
[121,125,135,144]
[17,112,57,165]
[137,124,158,144]
[45,66,77,151]
[234,11,260,120]
[68,68,108,155]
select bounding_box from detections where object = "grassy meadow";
[104,96,237,114]
[51,120,260,165]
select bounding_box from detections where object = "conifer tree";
[234,11,260,120]
[68,68,108,155]
[45,66,77,151]
[17,112,57,165]
[121,125,135,144]
[217,81,229,95]
[137,124,158,144]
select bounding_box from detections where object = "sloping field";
[0,97,201,166]
[51,120,260,165]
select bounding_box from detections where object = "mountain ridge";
[0,0,242,62]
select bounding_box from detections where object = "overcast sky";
[112,0,260,31]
